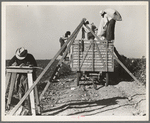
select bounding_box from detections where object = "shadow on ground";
[42,96,128,115]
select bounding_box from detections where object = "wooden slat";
[72,67,114,72]
[27,73,36,115]
[73,64,113,67]
[6,73,17,108]
[106,41,108,71]
[72,54,113,58]
[34,85,40,114]
[78,41,80,71]
[73,47,113,51]
[79,42,92,68]
[72,52,112,55]
[6,69,33,73]
[5,72,12,93]
[94,40,107,68]
[73,59,113,63]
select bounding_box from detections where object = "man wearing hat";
[98,9,122,41]
[97,10,114,41]
[9,47,37,115]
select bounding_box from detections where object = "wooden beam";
[79,42,92,68]
[92,40,94,71]
[27,73,36,115]
[94,40,107,68]
[78,41,80,71]
[6,73,17,109]
[6,68,33,73]
[8,18,86,115]
[106,41,108,72]
[5,72,12,93]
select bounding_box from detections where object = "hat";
[15,47,28,60]
[99,10,105,15]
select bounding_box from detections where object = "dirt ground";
[39,72,146,116]
[5,60,147,117]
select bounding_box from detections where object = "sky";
[3,2,148,60]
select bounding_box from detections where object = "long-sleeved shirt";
[97,14,112,37]
[9,53,37,67]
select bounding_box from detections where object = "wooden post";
[27,73,36,116]
[5,72,12,93]
[106,41,108,72]
[76,72,80,86]
[78,40,80,71]
[34,85,40,114]
[6,73,17,109]
[105,41,109,86]
[92,40,94,71]
[105,72,109,86]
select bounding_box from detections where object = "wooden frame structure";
[7,18,140,115]
[6,66,40,115]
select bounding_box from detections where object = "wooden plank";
[8,18,86,115]
[106,41,108,72]
[34,85,41,114]
[79,42,92,68]
[78,41,80,71]
[6,69,33,73]
[5,72,12,93]
[73,40,114,45]
[72,55,113,59]
[72,52,111,55]
[6,73,17,109]
[73,64,113,68]
[73,59,113,63]
[105,72,109,86]
[27,73,36,116]
[94,40,107,68]
[72,67,114,72]
[73,48,113,52]
[92,40,94,71]
[73,58,113,63]
[73,62,113,65]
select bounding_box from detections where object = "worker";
[87,23,98,40]
[97,10,115,41]
[59,31,71,56]
[8,47,37,115]
[83,21,98,40]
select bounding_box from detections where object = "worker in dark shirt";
[9,47,37,115]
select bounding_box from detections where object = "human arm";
[8,56,18,66]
